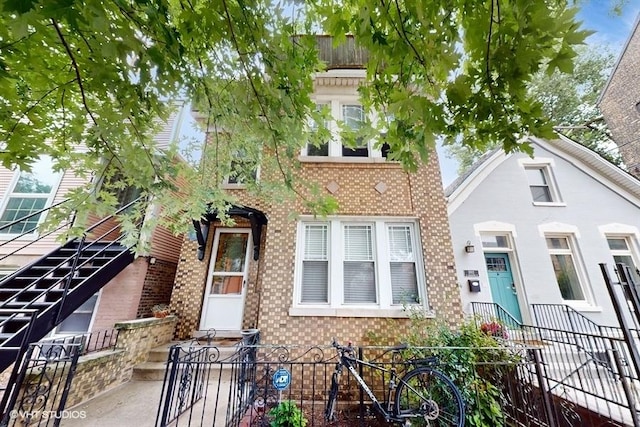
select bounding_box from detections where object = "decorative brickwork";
[599,21,640,178]
[170,153,461,345]
[135,258,178,318]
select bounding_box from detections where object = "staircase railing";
[531,303,623,337]
[54,197,145,323]
[0,309,38,417]
[0,198,75,264]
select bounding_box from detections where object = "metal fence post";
[611,348,640,427]
[600,263,640,380]
[156,345,180,427]
[531,348,557,427]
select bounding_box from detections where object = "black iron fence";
[0,340,81,427]
[155,332,638,427]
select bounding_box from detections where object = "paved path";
[63,381,165,427]
[63,378,233,427]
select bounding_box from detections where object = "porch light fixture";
[464,241,475,253]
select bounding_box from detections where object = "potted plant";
[151,304,171,318]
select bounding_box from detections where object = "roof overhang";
[192,205,268,261]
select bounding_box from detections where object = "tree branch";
[51,18,124,168]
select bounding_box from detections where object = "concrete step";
[132,340,244,381]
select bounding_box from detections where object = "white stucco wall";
[448,140,640,327]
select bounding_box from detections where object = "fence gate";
[0,341,81,427]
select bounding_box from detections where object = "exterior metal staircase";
[0,199,141,372]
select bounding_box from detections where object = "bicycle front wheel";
[394,367,464,426]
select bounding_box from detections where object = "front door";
[201,229,251,331]
[484,253,522,323]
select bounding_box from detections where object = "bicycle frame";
[334,348,401,421]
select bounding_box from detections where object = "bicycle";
[325,339,464,426]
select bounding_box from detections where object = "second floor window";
[524,165,561,204]
[0,156,61,235]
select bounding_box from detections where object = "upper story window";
[224,149,259,186]
[307,103,330,156]
[341,105,368,157]
[0,156,61,235]
[545,235,587,302]
[302,99,386,160]
[295,217,425,315]
[520,159,563,206]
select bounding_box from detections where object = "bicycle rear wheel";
[325,372,339,422]
[394,367,464,426]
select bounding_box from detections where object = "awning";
[192,205,268,261]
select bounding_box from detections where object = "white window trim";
[605,234,640,282]
[518,158,565,206]
[0,158,63,239]
[544,233,593,306]
[301,96,385,160]
[291,216,428,318]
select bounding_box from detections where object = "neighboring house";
[0,107,186,339]
[169,38,462,345]
[446,135,640,326]
[598,14,640,178]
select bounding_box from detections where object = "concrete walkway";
[63,380,165,427]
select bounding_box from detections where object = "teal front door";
[485,253,522,323]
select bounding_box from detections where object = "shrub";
[367,312,521,427]
[268,400,308,427]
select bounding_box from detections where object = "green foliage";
[268,400,308,427]
[374,313,521,427]
[0,0,592,239]
[447,45,621,172]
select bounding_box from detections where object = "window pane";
[607,238,629,251]
[388,226,413,261]
[307,143,329,156]
[214,233,248,272]
[301,260,328,303]
[546,237,569,250]
[614,255,640,285]
[304,225,327,260]
[13,157,58,194]
[57,295,98,333]
[0,197,46,234]
[550,254,584,300]
[344,225,373,260]
[391,262,418,304]
[526,168,547,186]
[481,235,509,248]
[344,261,376,303]
[530,186,552,202]
[342,105,364,130]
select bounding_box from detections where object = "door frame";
[199,227,252,331]
[481,242,530,324]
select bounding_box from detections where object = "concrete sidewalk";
[63,378,233,427]
[63,380,165,427]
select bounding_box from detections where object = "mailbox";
[468,280,481,293]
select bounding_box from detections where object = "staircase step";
[0,288,64,302]
[0,301,53,310]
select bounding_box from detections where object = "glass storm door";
[485,253,522,323]
[201,229,251,330]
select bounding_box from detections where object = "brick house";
[169,40,462,346]
[0,107,185,337]
[598,15,640,178]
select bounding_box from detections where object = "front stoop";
[132,340,241,381]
